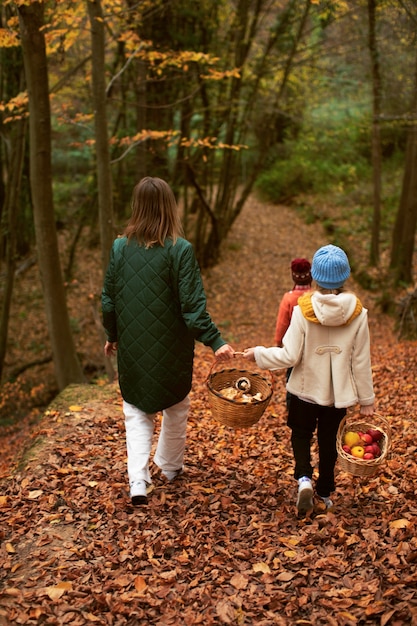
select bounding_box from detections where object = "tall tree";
[389,2,417,285]
[17,0,85,389]
[390,46,417,285]
[368,0,382,266]
[0,118,26,381]
[0,6,27,381]
[86,0,114,275]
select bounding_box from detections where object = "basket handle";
[207,353,275,390]
[339,411,392,439]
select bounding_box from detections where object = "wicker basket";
[207,363,273,428]
[336,412,392,477]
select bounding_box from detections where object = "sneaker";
[130,480,148,506]
[296,477,314,515]
[162,468,183,482]
[318,495,333,510]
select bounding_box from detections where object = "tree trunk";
[86,0,116,382]
[390,127,417,284]
[0,119,26,381]
[390,48,417,285]
[134,59,148,182]
[368,0,382,266]
[86,0,114,276]
[18,1,85,389]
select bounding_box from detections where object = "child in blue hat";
[243,244,375,516]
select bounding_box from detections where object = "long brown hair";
[123,177,184,247]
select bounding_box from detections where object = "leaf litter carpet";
[1,198,417,625]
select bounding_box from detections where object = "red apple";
[364,452,375,460]
[342,445,351,454]
[365,445,374,454]
[361,433,373,445]
[366,428,383,442]
[372,443,381,457]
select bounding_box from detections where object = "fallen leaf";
[43,582,73,600]
[216,599,236,623]
[253,562,271,573]
[27,490,43,499]
[276,571,296,582]
[389,519,410,529]
[230,573,249,589]
[134,576,147,592]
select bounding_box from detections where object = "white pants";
[123,395,190,486]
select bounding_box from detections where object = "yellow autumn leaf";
[0,495,8,506]
[68,405,83,412]
[389,519,410,529]
[44,581,72,600]
[0,29,20,48]
[252,562,271,574]
[279,536,300,546]
[88,481,99,487]
[6,543,15,553]
[284,550,298,558]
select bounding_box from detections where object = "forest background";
[1,0,417,421]
[0,0,417,405]
[1,1,417,624]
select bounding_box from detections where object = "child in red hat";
[274,258,312,347]
[274,258,312,411]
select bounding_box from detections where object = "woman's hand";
[104,341,118,357]
[214,344,235,361]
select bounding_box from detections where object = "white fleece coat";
[254,291,375,409]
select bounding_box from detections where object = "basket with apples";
[336,413,392,477]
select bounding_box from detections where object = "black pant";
[285,367,292,410]
[287,395,346,497]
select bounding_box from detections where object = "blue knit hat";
[311,244,350,289]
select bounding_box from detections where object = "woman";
[102,177,234,505]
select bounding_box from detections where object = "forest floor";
[0,196,417,625]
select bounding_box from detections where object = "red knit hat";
[291,258,312,285]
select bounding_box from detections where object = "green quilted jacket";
[102,236,226,413]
